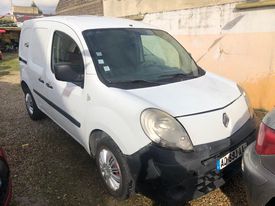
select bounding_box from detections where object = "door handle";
[46,82,53,89]
[38,78,44,84]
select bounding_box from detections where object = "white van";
[19,16,256,204]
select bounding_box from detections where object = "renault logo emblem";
[223,113,229,127]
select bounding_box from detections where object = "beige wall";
[103,0,241,17]
[177,33,275,110]
[143,3,275,110]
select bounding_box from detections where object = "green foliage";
[0,19,17,27]
[31,1,37,7]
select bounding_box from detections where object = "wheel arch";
[88,129,126,157]
[21,80,29,93]
[89,129,105,157]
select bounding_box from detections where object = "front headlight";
[237,85,254,118]
[140,108,193,151]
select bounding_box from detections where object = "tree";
[31,1,43,14]
[0,18,17,27]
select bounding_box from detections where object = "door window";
[51,31,84,82]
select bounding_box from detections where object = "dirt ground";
[0,54,266,206]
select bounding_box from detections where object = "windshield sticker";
[103,66,110,72]
[96,52,102,57]
[98,59,104,64]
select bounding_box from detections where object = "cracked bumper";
[126,117,256,204]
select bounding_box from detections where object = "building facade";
[12,5,41,24]
[56,0,103,15]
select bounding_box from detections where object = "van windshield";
[83,28,204,89]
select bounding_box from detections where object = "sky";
[0,0,59,15]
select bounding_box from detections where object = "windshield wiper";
[110,79,161,85]
[159,73,193,79]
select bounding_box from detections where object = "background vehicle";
[243,109,275,206]
[0,148,12,206]
[19,16,256,204]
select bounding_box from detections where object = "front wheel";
[95,137,133,199]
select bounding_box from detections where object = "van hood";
[126,72,241,117]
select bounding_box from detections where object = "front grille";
[196,170,224,193]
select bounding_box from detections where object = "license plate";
[216,143,247,171]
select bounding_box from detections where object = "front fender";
[84,105,151,155]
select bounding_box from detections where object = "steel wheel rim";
[25,93,34,115]
[98,148,121,191]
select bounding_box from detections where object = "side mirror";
[54,63,84,83]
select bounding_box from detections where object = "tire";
[95,136,133,199]
[23,88,44,120]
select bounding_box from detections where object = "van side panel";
[30,28,50,68]
[27,25,51,110]
[19,27,31,62]
[19,27,32,89]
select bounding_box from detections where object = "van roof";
[23,16,156,32]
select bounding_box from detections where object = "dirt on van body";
[0,54,266,206]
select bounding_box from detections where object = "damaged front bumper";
[126,117,256,204]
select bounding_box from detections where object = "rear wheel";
[24,88,44,120]
[95,137,133,199]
